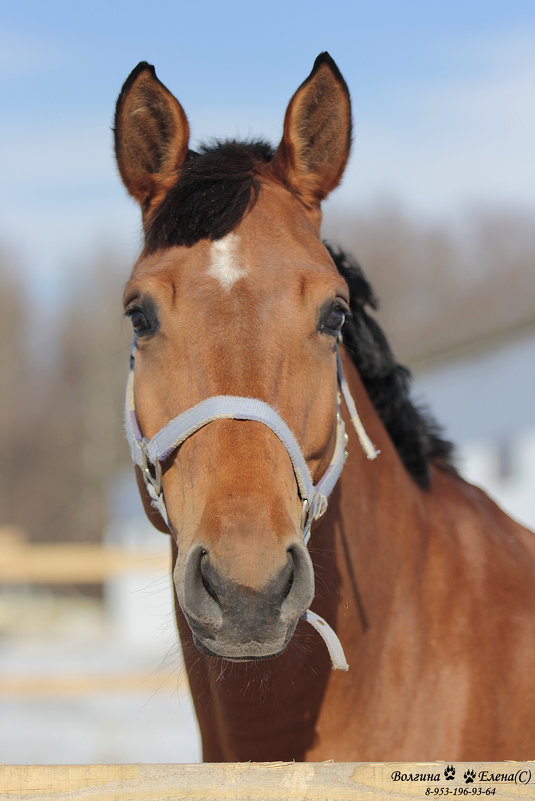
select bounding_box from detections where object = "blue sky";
[2,0,535,302]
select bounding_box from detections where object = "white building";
[414,328,535,531]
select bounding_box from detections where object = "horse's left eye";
[320,303,349,336]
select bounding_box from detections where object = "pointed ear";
[114,62,189,214]
[271,52,352,206]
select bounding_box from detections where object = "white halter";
[125,342,379,670]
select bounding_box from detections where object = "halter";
[125,342,379,670]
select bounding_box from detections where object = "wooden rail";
[1,762,534,800]
[0,536,168,584]
[0,669,188,697]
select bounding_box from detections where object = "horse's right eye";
[128,308,151,334]
[125,294,160,338]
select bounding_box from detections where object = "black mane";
[325,244,455,488]
[145,138,455,487]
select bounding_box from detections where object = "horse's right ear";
[114,62,189,215]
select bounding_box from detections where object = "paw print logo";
[444,765,455,781]
[464,769,476,784]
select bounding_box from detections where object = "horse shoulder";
[418,472,535,736]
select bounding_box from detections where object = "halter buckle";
[140,437,162,497]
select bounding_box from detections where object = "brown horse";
[114,53,535,761]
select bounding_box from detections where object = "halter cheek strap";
[127,381,347,540]
[125,343,379,670]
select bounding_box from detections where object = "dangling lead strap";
[302,609,349,671]
[337,350,379,461]
[125,344,379,670]
[300,351,378,670]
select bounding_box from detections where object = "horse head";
[115,54,353,662]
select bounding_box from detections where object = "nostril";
[280,545,299,601]
[179,544,223,634]
[281,543,315,619]
[201,570,220,604]
[282,568,294,601]
[200,551,220,606]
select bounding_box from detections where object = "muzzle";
[125,343,379,670]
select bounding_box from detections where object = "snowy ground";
[0,593,202,764]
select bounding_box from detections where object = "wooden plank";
[0,543,168,584]
[0,526,25,548]
[1,763,534,801]
[0,669,189,697]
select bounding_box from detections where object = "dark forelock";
[144,140,274,252]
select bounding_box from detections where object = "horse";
[114,53,535,761]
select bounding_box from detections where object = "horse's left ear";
[271,52,352,206]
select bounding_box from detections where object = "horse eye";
[320,303,349,336]
[128,307,152,336]
[125,295,160,338]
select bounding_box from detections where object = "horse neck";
[309,349,428,663]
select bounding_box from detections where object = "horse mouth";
[193,636,284,662]
[191,624,298,662]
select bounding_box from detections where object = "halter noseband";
[125,343,379,670]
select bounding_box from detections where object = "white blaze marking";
[208,233,247,290]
